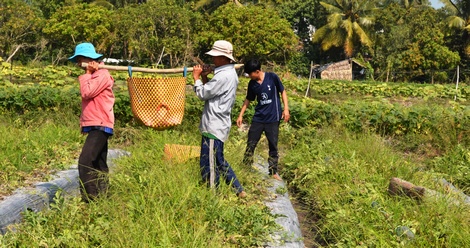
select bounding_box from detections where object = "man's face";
[248,70,262,81]
[212,56,230,67]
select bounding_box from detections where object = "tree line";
[0,0,468,83]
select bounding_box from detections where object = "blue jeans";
[200,136,243,194]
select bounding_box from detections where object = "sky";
[429,0,444,9]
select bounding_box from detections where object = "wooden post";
[454,65,460,101]
[388,177,470,206]
[388,177,425,199]
[350,59,353,81]
[305,61,313,97]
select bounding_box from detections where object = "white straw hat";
[205,40,236,62]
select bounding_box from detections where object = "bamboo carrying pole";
[81,62,244,74]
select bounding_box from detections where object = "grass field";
[0,113,281,247]
[0,67,469,246]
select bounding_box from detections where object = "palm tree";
[439,0,470,56]
[312,0,376,58]
[440,0,469,29]
[386,0,423,9]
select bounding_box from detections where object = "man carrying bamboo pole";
[192,40,246,198]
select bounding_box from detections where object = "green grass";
[0,111,83,196]
[1,73,470,246]
[0,121,280,247]
[281,125,470,247]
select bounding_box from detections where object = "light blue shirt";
[194,64,238,142]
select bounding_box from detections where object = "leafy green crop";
[284,79,470,100]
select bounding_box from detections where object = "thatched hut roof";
[313,59,366,81]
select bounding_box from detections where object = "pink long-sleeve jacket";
[78,67,115,129]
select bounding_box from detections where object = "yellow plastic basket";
[127,77,186,130]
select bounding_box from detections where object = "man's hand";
[282,109,290,122]
[201,64,212,76]
[236,116,243,128]
[193,65,203,81]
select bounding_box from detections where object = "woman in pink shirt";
[69,43,115,203]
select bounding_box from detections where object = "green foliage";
[197,3,298,63]
[440,0,470,31]
[395,8,460,81]
[1,127,279,247]
[1,64,79,86]
[0,0,469,83]
[107,0,146,8]
[431,144,470,194]
[0,64,135,123]
[279,89,470,153]
[30,0,66,19]
[285,78,470,99]
[373,4,460,82]
[278,0,325,67]
[43,3,114,51]
[313,0,376,57]
[0,0,44,60]
[286,51,312,77]
[112,1,199,66]
[440,0,470,61]
[1,65,470,247]
[0,85,80,114]
[371,3,407,78]
[182,90,203,125]
[0,83,137,126]
[0,111,82,196]
[281,126,470,246]
[277,76,470,246]
[192,0,237,12]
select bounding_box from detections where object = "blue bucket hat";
[68,43,103,63]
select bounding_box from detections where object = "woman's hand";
[86,61,99,74]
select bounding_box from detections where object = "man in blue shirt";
[236,59,290,181]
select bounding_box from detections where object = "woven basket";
[163,144,200,163]
[127,77,186,130]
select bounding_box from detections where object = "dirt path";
[290,198,319,248]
